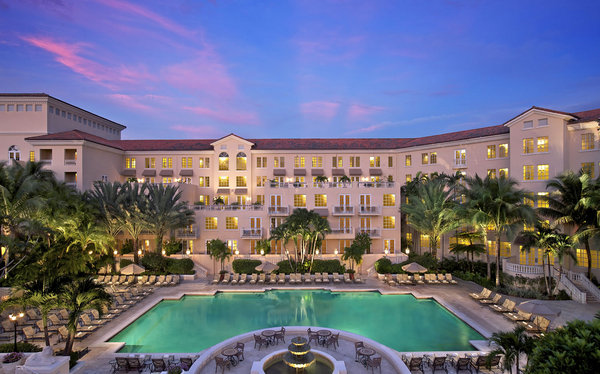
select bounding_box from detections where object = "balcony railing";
[241,228,263,238]
[358,182,395,188]
[176,225,198,239]
[357,228,380,237]
[64,159,77,165]
[332,206,354,215]
[453,159,467,168]
[268,206,289,215]
[328,227,354,238]
[358,205,381,215]
[190,204,264,211]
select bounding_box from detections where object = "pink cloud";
[347,103,385,121]
[183,106,259,125]
[107,94,154,112]
[170,124,223,138]
[346,123,388,135]
[300,101,340,120]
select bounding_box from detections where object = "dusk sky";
[1,0,599,140]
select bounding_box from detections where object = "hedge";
[232,259,262,274]
[0,342,42,353]
[119,259,133,269]
[167,258,194,274]
[310,259,345,274]
[141,252,195,274]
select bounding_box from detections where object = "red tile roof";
[26,130,125,150]
[571,108,600,123]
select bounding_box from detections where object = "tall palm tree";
[119,183,148,264]
[519,222,558,296]
[488,325,535,374]
[87,181,125,249]
[449,230,486,271]
[548,233,576,294]
[207,239,232,273]
[463,175,536,286]
[145,184,194,254]
[401,178,461,256]
[60,277,112,355]
[308,213,330,272]
[539,172,598,278]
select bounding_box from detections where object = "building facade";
[1,93,599,276]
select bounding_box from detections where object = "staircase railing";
[555,273,587,304]
[564,270,600,301]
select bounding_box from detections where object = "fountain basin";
[251,349,346,374]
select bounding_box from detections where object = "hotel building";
[1,93,599,279]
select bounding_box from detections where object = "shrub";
[391,263,406,274]
[276,260,294,274]
[232,259,262,274]
[120,240,133,254]
[0,342,42,353]
[374,258,392,274]
[141,252,168,273]
[311,259,345,274]
[163,239,182,256]
[166,258,195,274]
[119,259,133,269]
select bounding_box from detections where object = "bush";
[232,259,262,274]
[119,259,133,269]
[163,240,182,256]
[374,258,392,274]
[311,259,345,274]
[0,342,42,353]
[276,260,294,274]
[454,271,495,289]
[166,258,195,274]
[141,252,168,273]
[120,240,133,255]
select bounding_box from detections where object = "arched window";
[8,145,20,161]
[236,152,247,170]
[219,152,229,171]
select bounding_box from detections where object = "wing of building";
[1,93,599,279]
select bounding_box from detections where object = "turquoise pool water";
[110,290,483,353]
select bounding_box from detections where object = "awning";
[332,169,345,176]
[294,169,306,176]
[121,169,136,177]
[273,169,286,176]
[369,168,383,176]
[349,168,362,176]
[311,169,325,176]
[179,169,193,176]
[313,208,329,217]
[216,188,230,194]
[159,169,173,176]
[142,169,156,177]
[234,188,248,195]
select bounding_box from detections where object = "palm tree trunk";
[65,332,74,355]
[541,256,550,296]
[42,315,50,346]
[133,238,139,264]
[554,265,563,294]
[547,256,552,295]
[584,239,592,279]
[496,235,501,287]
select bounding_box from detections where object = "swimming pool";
[110,290,483,353]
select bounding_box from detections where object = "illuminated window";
[523,165,534,180]
[537,192,549,208]
[162,177,172,184]
[383,194,395,206]
[125,157,136,169]
[581,133,595,150]
[487,169,496,178]
[499,144,509,158]
[198,176,210,187]
[454,149,466,165]
[205,217,217,230]
[383,216,395,229]
[332,156,343,168]
[29,151,35,162]
[430,152,437,164]
[295,176,305,184]
[522,138,534,154]
[405,155,411,166]
[198,157,210,168]
[523,120,533,129]
[256,156,266,168]
[226,240,237,253]
[420,234,431,249]
[294,156,305,168]
[350,156,360,167]
[388,156,393,167]
[576,249,600,269]
[524,193,534,207]
[384,239,395,254]
[487,145,496,159]
[226,217,238,230]
[274,157,285,168]
[236,152,247,170]
[219,176,229,187]
[236,176,247,187]
[421,153,429,165]
[537,164,549,180]
[312,156,323,168]
[294,194,306,207]
[405,174,412,182]
[256,195,264,205]
[270,240,282,255]
[219,152,229,170]
[181,157,192,168]
[162,157,173,168]
[145,157,155,168]
[537,137,549,152]
[314,194,327,207]
[370,156,380,167]
[581,162,594,178]
[487,241,510,257]
[256,176,266,187]
[499,168,508,178]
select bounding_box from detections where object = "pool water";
[110,290,483,353]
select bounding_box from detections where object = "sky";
[1,0,599,140]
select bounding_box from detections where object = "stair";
[573,280,599,303]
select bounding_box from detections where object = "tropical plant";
[449,230,486,272]
[207,239,232,272]
[339,175,351,184]
[213,196,225,205]
[488,325,535,374]
[255,239,271,255]
[118,183,148,264]
[548,233,576,294]
[314,175,328,184]
[342,232,371,271]
[519,222,558,296]
[87,181,124,249]
[463,175,536,286]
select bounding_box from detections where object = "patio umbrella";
[256,261,279,273]
[517,300,560,317]
[401,262,427,273]
[120,263,146,275]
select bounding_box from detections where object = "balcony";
[358,205,381,215]
[332,206,354,216]
[64,159,77,165]
[328,227,354,239]
[358,182,395,188]
[269,182,288,188]
[241,228,263,238]
[453,159,467,168]
[190,204,264,211]
[268,206,289,216]
[357,228,380,238]
[176,225,198,239]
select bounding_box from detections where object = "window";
[581,133,595,150]
[256,156,266,168]
[499,168,508,178]
[272,157,283,168]
[226,240,237,253]
[523,138,534,154]
[226,217,238,230]
[350,156,360,167]
[219,152,229,170]
[256,195,264,205]
[219,176,229,187]
[25,104,32,111]
[236,176,247,187]
[420,234,430,250]
[524,193,534,207]
[295,176,305,184]
[8,145,20,161]
[383,194,395,206]
[181,157,192,168]
[581,162,595,178]
[180,177,192,184]
[537,192,549,208]
[537,137,549,152]
[162,157,172,168]
[406,174,412,182]
[236,152,247,170]
[487,145,496,159]
[125,157,136,169]
[29,151,34,162]
[205,217,218,230]
[538,118,548,127]
[314,194,327,207]
[339,240,352,254]
[499,143,509,158]
[162,177,172,184]
[388,156,393,167]
[430,152,438,164]
[523,165,534,180]
[256,176,266,187]
[523,120,533,129]
[405,155,411,166]
[5,105,13,112]
[332,156,343,168]
[294,194,306,207]
[384,240,395,254]
[537,164,549,180]
[487,169,496,178]
[383,216,395,229]
[198,176,210,187]
[145,157,155,168]
[369,156,380,167]
[198,157,210,168]
[421,153,429,165]
[311,156,323,168]
[454,149,466,165]
[576,249,600,269]
[294,156,305,168]
[488,241,511,257]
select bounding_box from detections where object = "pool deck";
[69,277,600,374]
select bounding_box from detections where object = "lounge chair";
[479,293,502,305]
[505,309,533,322]
[220,273,230,284]
[469,288,492,300]
[90,309,115,322]
[277,273,286,284]
[438,274,449,284]
[288,273,296,284]
[490,299,516,313]
[22,326,50,342]
[401,274,414,285]
[35,319,59,333]
[239,274,247,285]
[171,275,180,285]
[454,357,470,372]
[258,273,266,284]
[127,357,143,372]
[413,274,425,285]
[322,272,330,283]
[332,272,341,283]
[344,273,353,283]
[139,275,149,285]
[249,273,258,284]
[81,313,105,327]
[58,326,90,341]
[145,275,157,286]
[95,275,105,284]
[180,356,195,368]
[294,273,302,284]
[518,315,551,335]
[305,273,313,284]
[314,272,322,283]
[445,273,458,284]
[385,274,396,286]
[354,273,363,283]
[470,354,501,373]
[269,272,277,284]
[427,273,440,284]
[163,275,173,286]
[156,275,168,286]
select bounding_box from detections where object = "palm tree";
[401,178,461,256]
[519,222,558,296]
[145,184,194,255]
[308,213,330,272]
[463,175,536,286]
[449,230,486,272]
[60,277,112,355]
[548,233,576,294]
[207,239,232,273]
[119,183,148,264]
[87,181,125,249]
[342,232,371,271]
[488,325,535,374]
[539,172,598,278]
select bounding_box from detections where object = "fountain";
[263,336,333,374]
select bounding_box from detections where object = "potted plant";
[269,179,278,187]
[315,175,328,187]
[339,175,351,186]
[213,196,225,205]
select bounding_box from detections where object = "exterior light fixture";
[113,250,118,256]
[235,249,239,255]
[88,250,93,255]
[384,249,389,257]
[162,250,166,255]
[260,249,265,256]
[186,249,191,255]
[315,249,319,255]
[334,249,338,255]
[405,248,410,254]
[138,249,142,255]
